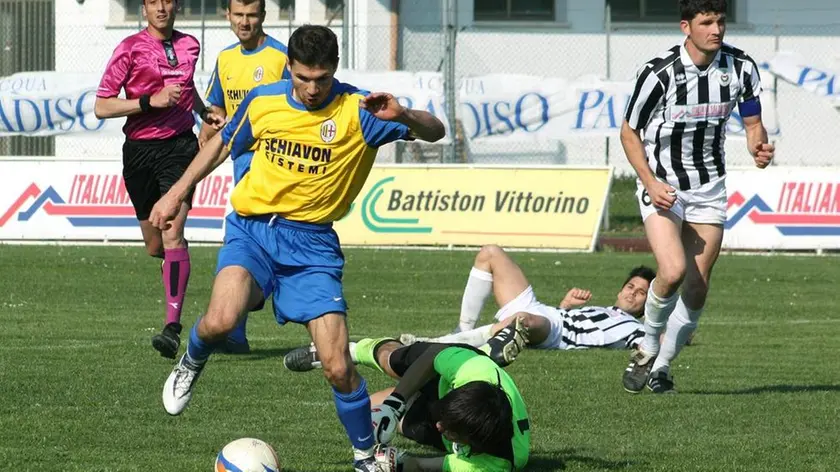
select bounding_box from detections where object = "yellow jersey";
[220,80,412,224]
[205,35,290,118]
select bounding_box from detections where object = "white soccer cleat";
[162,354,203,415]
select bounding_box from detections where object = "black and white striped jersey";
[624,42,762,191]
[558,306,643,350]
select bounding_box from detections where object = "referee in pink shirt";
[94,0,223,359]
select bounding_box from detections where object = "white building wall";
[399,0,840,173]
[54,0,840,171]
[54,0,346,159]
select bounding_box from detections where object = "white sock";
[652,297,702,373]
[348,342,358,363]
[457,267,493,332]
[640,280,678,355]
[353,445,374,461]
[430,325,494,347]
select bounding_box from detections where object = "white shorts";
[494,286,565,350]
[636,177,727,224]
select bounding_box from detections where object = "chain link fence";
[2,1,840,171]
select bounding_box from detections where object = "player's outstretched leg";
[647,221,722,394]
[162,266,260,415]
[284,337,396,373]
[456,245,497,332]
[307,314,378,471]
[479,316,529,367]
[623,210,684,393]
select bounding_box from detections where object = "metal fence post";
[442,0,457,163]
[602,2,612,232]
[341,0,349,69]
[200,0,206,71]
[771,20,780,166]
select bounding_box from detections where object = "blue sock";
[185,323,215,367]
[333,377,374,451]
[227,314,249,344]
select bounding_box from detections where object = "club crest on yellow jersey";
[320,119,337,143]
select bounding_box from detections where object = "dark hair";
[623,265,655,287]
[680,0,727,21]
[226,0,265,13]
[430,381,513,455]
[287,24,339,69]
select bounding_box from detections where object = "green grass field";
[1,245,839,471]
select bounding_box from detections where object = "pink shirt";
[97,29,199,141]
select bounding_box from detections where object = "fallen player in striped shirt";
[401,245,657,351]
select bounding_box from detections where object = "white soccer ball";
[215,438,281,472]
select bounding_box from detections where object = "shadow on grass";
[529,448,644,470]
[218,346,299,362]
[690,384,840,395]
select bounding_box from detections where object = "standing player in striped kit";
[94,0,224,358]
[620,0,774,393]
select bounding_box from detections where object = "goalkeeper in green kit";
[284,319,531,471]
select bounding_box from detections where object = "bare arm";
[559,288,591,310]
[621,120,676,209]
[360,92,446,143]
[395,108,446,143]
[93,96,142,119]
[199,105,226,148]
[169,132,229,202]
[94,84,181,120]
[148,131,229,229]
[193,89,225,133]
[743,114,767,149]
[743,114,774,168]
[620,121,657,188]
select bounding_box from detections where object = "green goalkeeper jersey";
[433,347,530,471]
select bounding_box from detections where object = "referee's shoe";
[152,322,181,359]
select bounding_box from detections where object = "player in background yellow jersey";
[151,25,445,471]
[200,0,291,354]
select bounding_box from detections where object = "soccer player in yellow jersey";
[150,25,445,471]
[200,0,291,354]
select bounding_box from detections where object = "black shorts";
[388,342,485,452]
[122,131,198,220]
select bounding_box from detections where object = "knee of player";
[144,240,164,258]
[199,310,238,337]
[161,228,186,249]
[321,356,355,387]
[656,264,686,290]
[519,313,545,331]
[517,313,548,344]
[476,244,503,265]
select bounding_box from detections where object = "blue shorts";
[216,212,347,325]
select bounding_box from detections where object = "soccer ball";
[215,438,281,472]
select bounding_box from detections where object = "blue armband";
[738,97,761,117]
